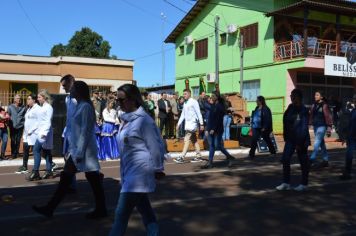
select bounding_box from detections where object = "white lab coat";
[37,102,53,150]
[68,101,100,172]
[22,104,41,145]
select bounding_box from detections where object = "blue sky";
[0,0,194,87]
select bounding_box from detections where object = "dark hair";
[257,96,266,106]
[28,93,38,103]
[315,90,328,103]
[291,89,303,100]
[60,74,75,83]
[117,84,144,108]
[183,89,191,94]
[72,81,96,118]
[143,92,149,98]
[212,90,225,105]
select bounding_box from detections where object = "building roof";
[164,0,210,44]
[266,0,356,17]
[165,0,356,44]
[0,53,134,67]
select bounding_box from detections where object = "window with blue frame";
[242,80,260,101]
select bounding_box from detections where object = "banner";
[199,77,206,94]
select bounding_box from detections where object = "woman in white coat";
[32,81,107,219]
[16,94,40,174]
[28,90,54,181]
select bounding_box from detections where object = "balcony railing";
[274,39,356,61]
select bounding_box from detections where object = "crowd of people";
[0,74,355,234]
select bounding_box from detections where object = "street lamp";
[161,12,167,87]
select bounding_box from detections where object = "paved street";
[1,144,356,236]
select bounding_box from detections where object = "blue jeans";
[223,115,232,140]
[282,142,309,185]
[33,140,51,172]
[208,133,232,162]
[0,128,8,154]
[310,126,329,162]
[345,139,356,174]
[109,193,158,236]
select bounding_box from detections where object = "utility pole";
[239,33,244,95]
[161,12,166,86]
[215,15,220,88]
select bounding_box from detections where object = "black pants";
[23,142,31,169]
[45,158,106,214]
[282,142,310,185]
[249,128,276,157]
[10,127,23,156]
[159,117,169,137]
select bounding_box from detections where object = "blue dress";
[101,108,120,160]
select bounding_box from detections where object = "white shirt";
[37,102,53,149]
[103,108,120,124]
[177,98,203,132]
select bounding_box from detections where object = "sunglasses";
[116,97,127,103]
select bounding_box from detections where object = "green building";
[165,0,356,133]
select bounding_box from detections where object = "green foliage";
[50,27,115,59]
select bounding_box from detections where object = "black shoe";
[15,166,29,174]
[0,153,5,160]
[246,155,254,159]
[32,205,53,218]
[226,155,235,161]
[201,162,213,169]
[85,210,108,219]
[320,161,329,168]
[42,171,54,179]
[27,171,41,181]
[67,187,77,194]
[339,173,352,180]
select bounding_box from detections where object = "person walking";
[101,100,120,160]
[32,81,107,219]
[339,94,356,180]
[174,89,204,164]
[203,91,235,169]
[309,91,333,168]
[177,96,185,138]
[169,92,179,138]
[276,89,310,192]
[15,94,40,173]
[7,94,26,159]
[60,74,78,192]
[0,105,10,160]
[248,96,276,158]
[109,84,165,236]
[27,90,54,181]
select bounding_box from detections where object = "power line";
[16,0,49,47]
[134,47,175,61]
[120,0,176,26]
[180,0,194,5]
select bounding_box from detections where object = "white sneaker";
[191,157,203,163]
[174,157,185,164]
[276,183,291,191]
[294,184,307,192]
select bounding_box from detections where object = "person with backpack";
[309,91,333,168]
[276,89,310,192]
[339,94,356,180]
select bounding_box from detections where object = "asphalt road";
[1,148,356,236]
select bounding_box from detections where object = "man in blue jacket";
[340,94,356,180]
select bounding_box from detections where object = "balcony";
[274,38,356,62]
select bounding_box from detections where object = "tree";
[50,27,115,59]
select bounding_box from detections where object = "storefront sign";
[325,53,356,78]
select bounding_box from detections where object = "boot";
[0,153,4,160]
[201,161,213,169]
[33,171,73,218]
[85,172,107,219]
